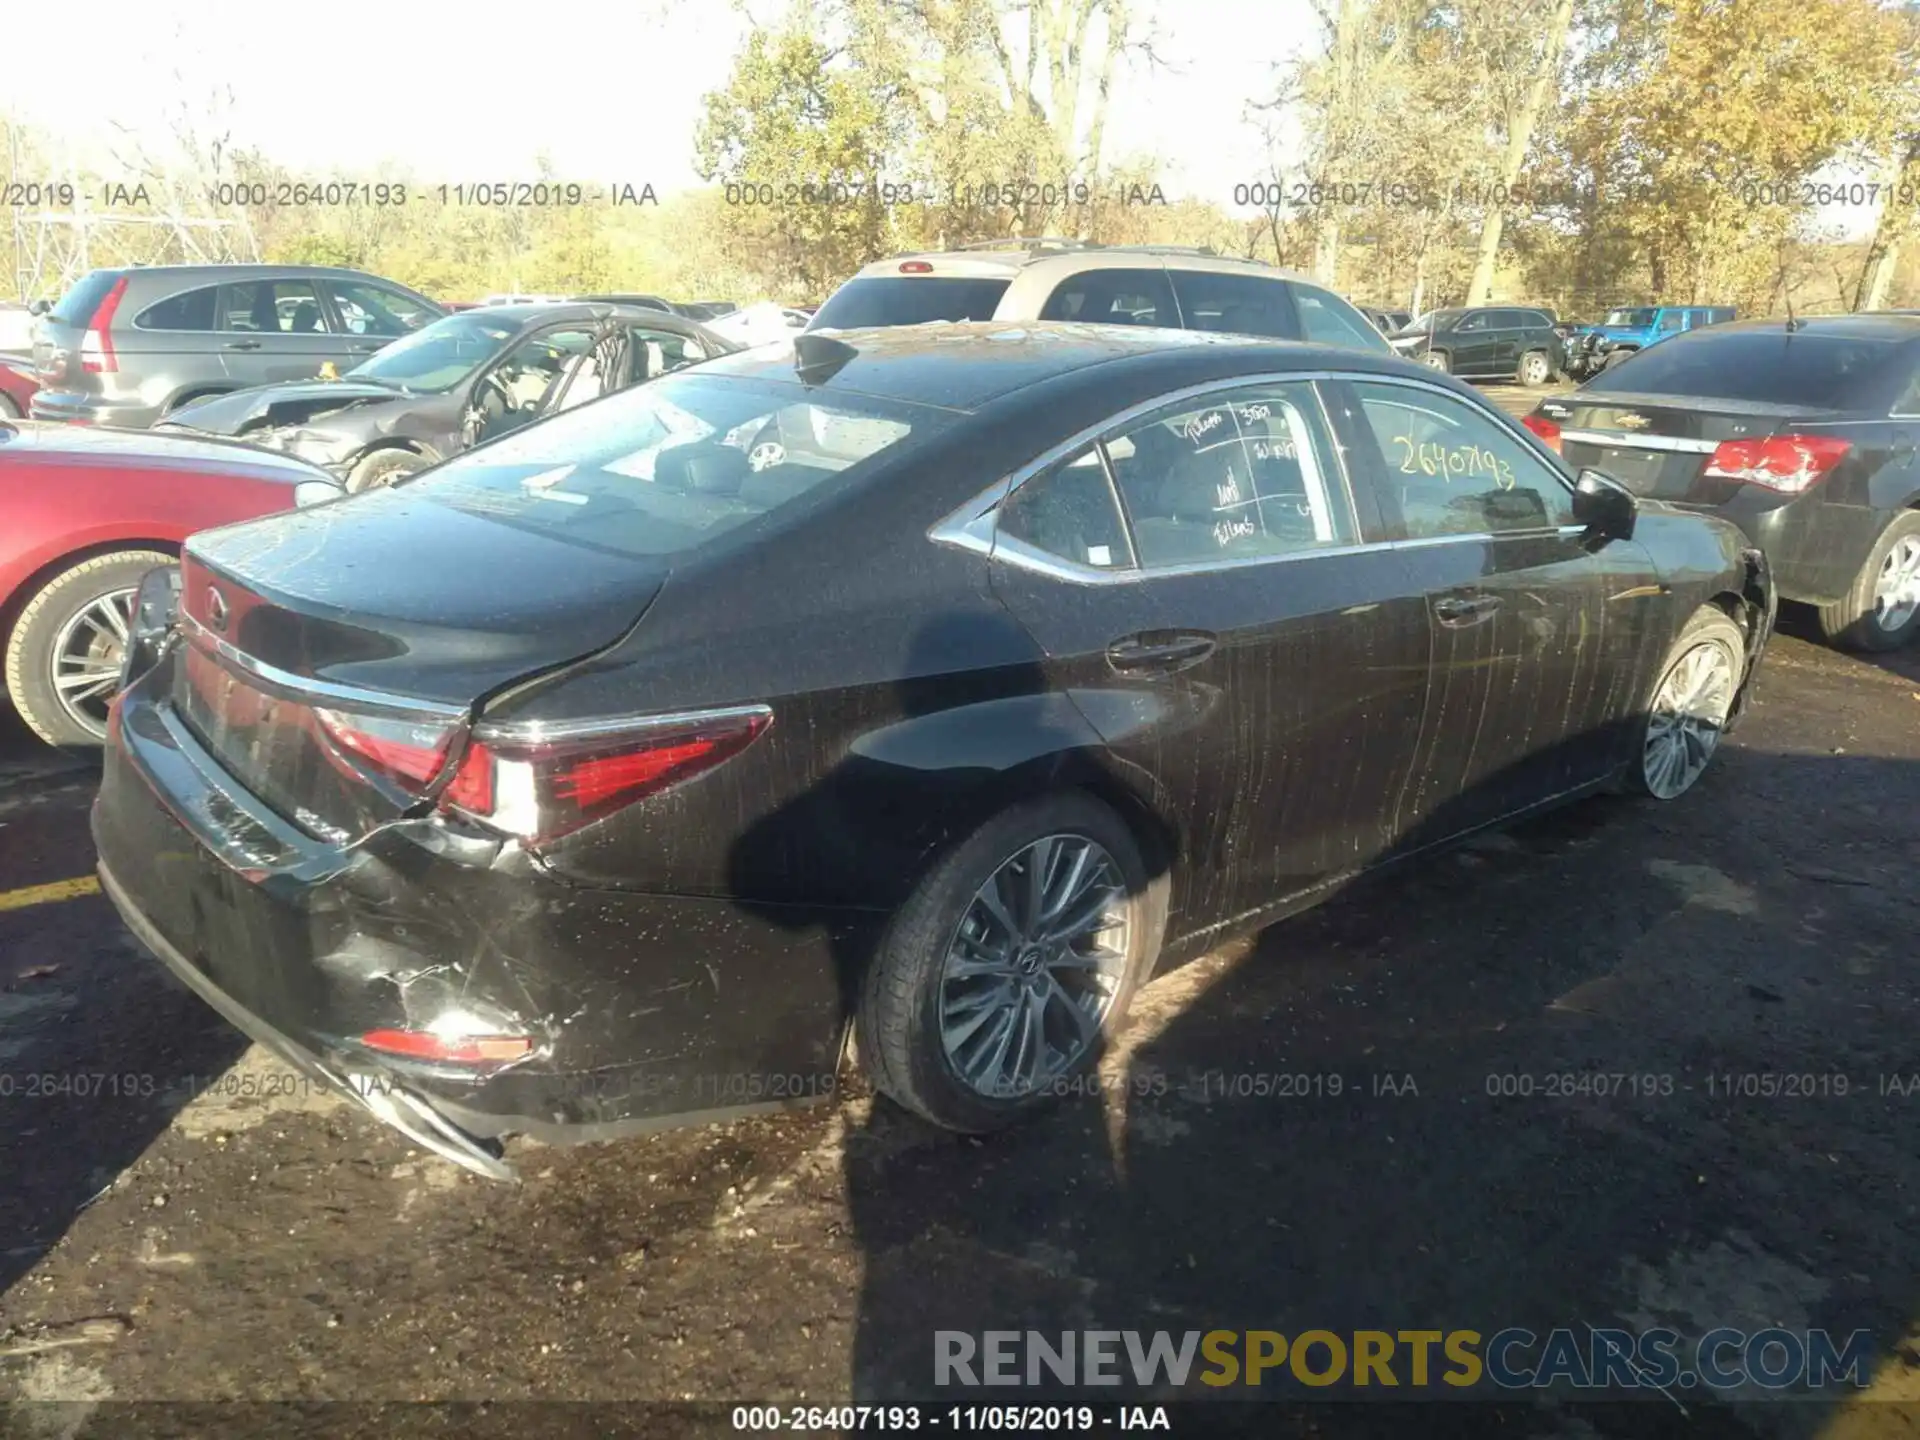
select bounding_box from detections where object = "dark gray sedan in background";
[157,302,738,490]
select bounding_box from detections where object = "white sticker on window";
[1087,544,1113,566]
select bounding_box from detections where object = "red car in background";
[0,357,37,419]
[1,419,344,747]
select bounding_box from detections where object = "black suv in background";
[30,264,444,429]
[1387,306,1565,385]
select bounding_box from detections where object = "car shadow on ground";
[0,705,249,1295]
[726,615,1919,1436]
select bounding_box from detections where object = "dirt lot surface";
[2,398,1918,1436]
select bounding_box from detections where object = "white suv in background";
[806,240,1393,353]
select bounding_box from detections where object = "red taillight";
[1702,433,1851,494]
[1522,414,1562,452]
[80,276,129,374]
[359,1029,532,1065]
[439,706,773,845]
[313,707,457,792]
[899,260,934,274]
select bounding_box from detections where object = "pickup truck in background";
[1564,304,1737,379]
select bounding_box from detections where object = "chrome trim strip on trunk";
[178,612,469,723]
[1559,429,1719,454]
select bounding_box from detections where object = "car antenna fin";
[793,332,858,385]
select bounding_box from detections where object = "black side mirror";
[27,299,50,316]
[1573,468,1637,544]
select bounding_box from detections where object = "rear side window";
[219,280,330,334]
[1292,285,1393,352]
[1039,269,1179,327]
[810,276,1011,329]
[1656,311,1684,333]
[135,286,219,331]
[1585,332,1888,408]
[995,448,1133,570]
[50,271,123,327]
[1165,272,1295,340]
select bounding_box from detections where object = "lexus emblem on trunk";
[206,586,229,632]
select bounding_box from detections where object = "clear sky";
[1,0,1314,209]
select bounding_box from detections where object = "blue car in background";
[1565,304,1737,379]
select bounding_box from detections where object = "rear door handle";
[1434,593,1502,628]
[1106,630,1217,675]
[223,340,262,351]
[348,341,382,353]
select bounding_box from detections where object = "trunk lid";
[170,485,668,840]
[1541,390,1843,505]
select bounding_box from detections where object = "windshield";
[413,373,953,558]
[1418,311,1461,332]
[1604,308,1657,327]
[347,312,521,390]
[810,276,1012,330]
[1583,331,1887,408]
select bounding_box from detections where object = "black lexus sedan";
[94,323,1775,1179]
[1522,315,1920,651]
[156,302,736,492]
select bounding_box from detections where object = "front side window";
[1163,272,1294,340]
[1041,269,1180,328]
[329,281,436,338]
[1102,382,1352,568]
[1349,381,1575,538]
[1291,285,1393,352]
[1605,307,1656,327]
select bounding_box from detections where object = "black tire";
[857,792,1168,1132]
[1619,606,1746,800]
[5,549,173,747]
[0,391,20,420]
[346,448,428,493]
[1422,350,1452,374]
[1816,511,1920,652]
[1517,349,1552,387]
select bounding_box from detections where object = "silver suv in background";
[806,240,1393,354]
[29,264,444,429]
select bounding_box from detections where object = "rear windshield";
[1584,331,1890,408]
[415,373,951,558]
[810,276,1011,330]
[50,271,124,328]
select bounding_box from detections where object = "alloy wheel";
[50,587,136,738]
[1642,639,1737,799]
[1872,533,1920,635]
[937,834,1133,1100]
[1520,353,1550,385]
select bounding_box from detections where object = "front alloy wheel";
[1640,623,1740,799]
[1870,532,1920,636]
[938,835,1133,1101]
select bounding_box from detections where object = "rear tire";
[346,448,429,493]
[857,792,1166,1132]
[0,392,21,420]
[5,549,173,748]
[1518,350,1552,387]
[1816,511,1920,652]
[1622,607,1745,801]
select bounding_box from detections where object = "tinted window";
[349,311,520,390]
[810,276,1011,329]
[1163,272,1293,339]
[1656,311,1684,333]
[1041,269,1179,327]
[1454,312,1491,332]
[330,281,435,338]
[1102,382,1353,568]
[1517,310,1554,328]
[1291,285,1393,352]
[996,448,1132,569]
[1893,367,1920,415]
[50,271,124,328]
[220,280,329,333]
[1583,332,1888,408]
[1351,381,1575,539]
[136,285,219,331]
[418,374,946,559]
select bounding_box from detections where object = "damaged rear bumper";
[92,658,863,1181]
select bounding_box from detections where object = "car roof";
[852,246,1320,287]
[1691,314,1920,342]
[448,300,707,329]
[688,320,1455,411]
[95,263,401,282]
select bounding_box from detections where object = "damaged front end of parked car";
[159,384,437,479]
